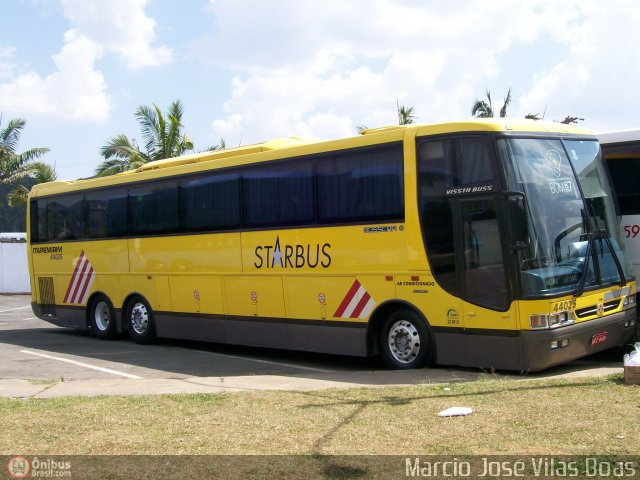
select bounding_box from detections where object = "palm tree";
[8,163,57,207]
[471,88,512,118]
[202,138,226,152]
[0,117,50,183]
[0,116,55,207]
[397,100,416,125]
[96,99,194,176]
[358,101,417,134]
[559,115,584,125]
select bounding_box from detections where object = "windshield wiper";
[597,228,627,287]
[574,229,627,298]
[574,232,593,298]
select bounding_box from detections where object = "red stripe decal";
[350,291,371,318]
[63,251,85,303]
[333,280,361,318]
[69,258,90,304]
[76,266,94,304]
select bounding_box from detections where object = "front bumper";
[520,307,636,371]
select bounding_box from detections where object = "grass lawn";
[1,374,638,456]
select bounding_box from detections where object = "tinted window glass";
[417,137,497,296]
[417,137,494,191]
[418,141,454,195]
[181,173,240,231]
[30,200,46,242]
[29,141,407,241]
[460,199,508,309]
[243,160,314,228]
[85,190,109,238]
[129,182,179,235]
[47,194,84,241]
[418,140,458,294]
[454,137,494,184]
[107,188,128,237]
[606,157,640,215]
[317,146,404,222]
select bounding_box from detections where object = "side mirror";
[505,192,529,250]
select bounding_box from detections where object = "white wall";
[0,241,30,293]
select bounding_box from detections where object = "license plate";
[591,332,608,346]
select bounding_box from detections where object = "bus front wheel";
[89,294,117,340]
[126,296,156,344]
[380,310,431,369]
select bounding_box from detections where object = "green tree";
[358,101,417,134]
[96,99,194,176]
[202,138,226,152]
[471,88,513,118]
[0,117,55,208]
[397,100,416,125]
[0,117,50,183]
[8,163,57,207]
[472,91,584,124]
[559,115,584,125]
[0,180,37,230]
[525,108,584,124]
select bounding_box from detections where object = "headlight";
[548,312,568,327]
[530,314,548,329]
[530,312,571,329]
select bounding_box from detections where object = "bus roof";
[30,118,594,197]
[136,136,324,172]
[597,129,640,145]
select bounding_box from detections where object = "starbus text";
[254,240,332,269]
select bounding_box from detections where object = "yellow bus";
[27,119,637,371]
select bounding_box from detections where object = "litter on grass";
[437,407,473,417]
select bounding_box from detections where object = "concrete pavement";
[0,360,624,399]
[0,369,484,398]
[0,294,628,399]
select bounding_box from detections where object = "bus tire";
[89,294,117,340]
[380,309,431,369]
[126,296,156,344]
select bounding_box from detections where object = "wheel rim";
[94,301,110,331]
[130,302,149,335]
[387,319,421,364]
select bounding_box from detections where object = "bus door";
[455,196,519,367]
[418,135,518,366]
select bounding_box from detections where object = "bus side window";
[317,146,404,223]
[129,182,179,235]
[85,190,109,239]
[107,188,128,237]
[30,199,47,243]
[607,157,640,215]
[47,194,84,241]
[180,173,240,231]
[418,140,459,295]
[242,160,314,228]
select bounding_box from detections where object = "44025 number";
[551,299,576,312]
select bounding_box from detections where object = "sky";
[2,0,640,181]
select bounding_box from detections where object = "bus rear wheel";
[380,310,431,369]
[89,294,117,340]
[126,296,156,344]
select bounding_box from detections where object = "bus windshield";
[499,137,629,297]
